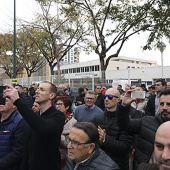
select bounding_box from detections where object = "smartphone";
[0,86,7,105]
[131,91,146,99]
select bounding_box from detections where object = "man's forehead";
[39,82,50,88]
[160,94,170,100]
[86,94,95,97]
[70,128,88,139]
[156,82,162,85]
[106,89,117,95]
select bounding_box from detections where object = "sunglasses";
[104,94,119,100]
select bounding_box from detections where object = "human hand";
[121,89,136,106]
[97,126,106,144]
[3,84,20,103]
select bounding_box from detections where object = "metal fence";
[2,74,111,93]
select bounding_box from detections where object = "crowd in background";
[0,78,170,170]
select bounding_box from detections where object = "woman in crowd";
[53,96,77,154]
[32,101,40,112]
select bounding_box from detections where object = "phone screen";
[0,86,6,105]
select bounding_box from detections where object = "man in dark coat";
[5,81,65,170]
[116,89,170,170]
[75,87,85,106]
[15,85,33,109]
[145,78,166,116]
[93,88,133,170]
[94,84,105,111]
[63,122,119,170]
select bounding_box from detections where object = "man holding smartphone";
[4,81,65,170]
[0,91,29,170]
[116,89,170,169]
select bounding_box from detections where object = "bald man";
[93,88,133,170]
[138,122,170,170]
[155,121,170,170]
[117,89,170,169]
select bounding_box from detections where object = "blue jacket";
[0,110,29,170]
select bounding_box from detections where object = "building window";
[117,67,119,70]
[77,68,80,73]
[69,69,72,73]
[90,66,94,71]
[65,69,68,74]
[85,67,89,72]
[95,65,99,71]
[73,68,76,73]
[81,67,84,72]
[108,80,113,83]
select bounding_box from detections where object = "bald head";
[104,88,120,112]
[155,121,170,170]
[106,88,120,98]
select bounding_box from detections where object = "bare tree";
[65,0,170,83]
[21,0,90,83]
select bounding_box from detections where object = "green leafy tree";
[17,29,46,77]
[0,33,24,78]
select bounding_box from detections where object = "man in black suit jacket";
[145,79,166,116]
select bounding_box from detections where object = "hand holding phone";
[0,86,7,105]
[131,91,146,99]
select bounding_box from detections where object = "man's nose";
[162,104,168,110]
[162,148,170,160]
[67,141,72,149]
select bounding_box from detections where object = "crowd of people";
[0,78,170,170]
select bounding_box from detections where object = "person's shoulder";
[47,106,65,117]
[75,104,85,110]
[138,163,159,170]
[93,149,119,169]
[148,94,156,100]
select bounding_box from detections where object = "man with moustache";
[116,89,170,169]
[138,121,170,170]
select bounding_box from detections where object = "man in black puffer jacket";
[63,122,119,170]
[93,88,133,170]
[116,89,170,170]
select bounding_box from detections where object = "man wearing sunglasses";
[63,122,119,170]
[93,88,133,170]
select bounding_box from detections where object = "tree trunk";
[100,58,106,85]
[57,57,61,85]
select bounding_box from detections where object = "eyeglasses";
[67,138,90,148]
[104,94,119,100]
[55,103,64,107]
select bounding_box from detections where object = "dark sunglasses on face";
[104,94,119,100]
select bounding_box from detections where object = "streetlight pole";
[13,0,16,79]
[157,41,166,78]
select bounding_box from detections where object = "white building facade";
[54,56,166,87]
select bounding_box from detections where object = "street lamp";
[157,41,166,78]
[13,0,16,79]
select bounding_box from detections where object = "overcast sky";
[0,0,170,66]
